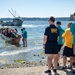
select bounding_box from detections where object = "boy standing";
[22,28,27,47]
[62,22,73,69]
[56,21,64,66]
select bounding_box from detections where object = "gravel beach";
[0,66,75,75]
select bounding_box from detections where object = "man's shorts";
[45,42,58,54]
[71,45,75,57]
[63,46,72,57]
[73,45,75,55]
[58,45,62,52]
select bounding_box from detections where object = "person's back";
[22,29,27,38]
[61,22,73,70]
[56,21,64,66]
[45,25,59,43]
[57,22,64,45]
[63,28,73,48]
[44,16,59,74]
[15,28,18,34]
[70,22,75,44]
[22,28,27,47]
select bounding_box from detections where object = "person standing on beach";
[44,16,59,74]
[61,22,73,69]
[70,13,75,66]
[56,21,64,66]
[22,28,27,47]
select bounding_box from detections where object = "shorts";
[73,45,75,55]
[58,45,62,52]
[71,45,75,57]
[45,42,58,54]
[63,46,73,57]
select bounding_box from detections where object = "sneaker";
[23,44,25,47]
[60,66,66,70]
[67,66,72,70]
[72,70,75,74]
[53,69,57,73]
[44,70,51,74]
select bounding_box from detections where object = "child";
[56,21,64,66]
[61,22,73,69]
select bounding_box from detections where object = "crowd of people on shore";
[44,13,75,74]
[0,27,27,47]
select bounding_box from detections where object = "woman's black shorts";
[45,42,58,54]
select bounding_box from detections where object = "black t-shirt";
[44,25,59,43]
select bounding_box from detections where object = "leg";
[60,56,67,70]
[54,54,58,69]
[58,52,60,65]
[73,57,75,65]
[25,38,27,47]
[57,45,62,65]
[67,57,73,69]
[26,40,27,47]
[73,57,75,63]
[22,38,25,47]
[44,54,53,74]
[63,56,67,67]
[70,57,74,67]
[47,54,53,70]
[73,45,75,64]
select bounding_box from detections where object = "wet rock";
[37,55,39,56]
[41,57,44,59]
[0,67,4,69]
[33,54,36,56]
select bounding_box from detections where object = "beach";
[0,58,75,75]
[0,66,73,75]
[0,48,75,75]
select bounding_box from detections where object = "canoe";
[1,34,21,47]
[1,34,12,41]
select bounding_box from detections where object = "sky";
[0,0,75,18]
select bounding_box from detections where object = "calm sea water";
[0,21,72,64]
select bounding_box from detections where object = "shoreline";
[0,50,75,75]
[0,63,75,75]
[0,56,70,69]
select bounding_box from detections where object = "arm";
[70,23,74,34]
[44,35,47,44]
[43,28,48,44]
[62,30,67,39]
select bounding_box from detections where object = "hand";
[43,44,45,49]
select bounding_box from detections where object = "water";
[0,21,71,64]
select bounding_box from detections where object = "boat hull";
[1,34,12,41]
[1,18,23,26]
[1,34,21,46]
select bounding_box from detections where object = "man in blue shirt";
[56,21,64,66]
[70,13,75,72]
[22,28,27,47]
[44,16,59,74]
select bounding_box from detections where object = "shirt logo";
[51,28,57,33]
